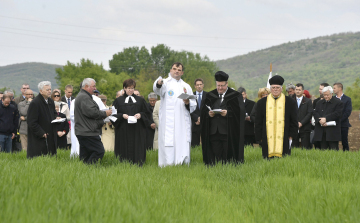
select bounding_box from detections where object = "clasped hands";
[57,131,66,137]
[319,117,327,126]
[209,110,227,117]
[123,113,141,120]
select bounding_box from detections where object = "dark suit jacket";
[61,96,75,104]
[190,91,207,131]
[244,99,255,136]
[313,97,343,142]
[296,97,313,133]
[333,95,352,128]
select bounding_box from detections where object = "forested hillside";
[216,32,360,99]
[0,62,61,94]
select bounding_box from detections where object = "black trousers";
[209,133,228,165]
[77,135,105,164]
[341,127,349,151]
[319,132,339,150]
[244,135,255,147]
[191,125,201,147]
[293,131,311,149]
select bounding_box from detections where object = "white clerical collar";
[125,95,136,103]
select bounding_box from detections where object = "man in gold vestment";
[255,75,298,158]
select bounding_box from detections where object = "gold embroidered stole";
[266,93,285,157]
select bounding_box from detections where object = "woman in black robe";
[54,102,69,149]
[111,79,151,166]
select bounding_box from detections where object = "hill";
[0,62,62,95]
[216,32,360,99]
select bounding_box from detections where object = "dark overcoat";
[313,97,343,142]
[255,95,298,159]
[27,94,58,158]
[200,88,245,164]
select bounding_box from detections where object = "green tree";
[109,46,151,77]
[344,78,360,110]
[56,59,130,104]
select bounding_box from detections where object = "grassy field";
[1,146,359,223]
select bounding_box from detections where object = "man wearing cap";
[153,62,197,167]
[255,75,298,159]
[200,71,245,165]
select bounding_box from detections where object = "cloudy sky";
[1,0,359,70]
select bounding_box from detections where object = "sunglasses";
[54,95,61,97]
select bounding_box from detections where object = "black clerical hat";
[269,75,284,85]
[215,71,229,81]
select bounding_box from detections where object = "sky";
[1,0,359,70]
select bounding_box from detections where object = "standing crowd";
[0,62,354,167]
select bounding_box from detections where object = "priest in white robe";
[153,62,197,167]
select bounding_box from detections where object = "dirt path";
[347,110,360,152]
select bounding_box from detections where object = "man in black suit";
[333,82,352,151]
[313,86,343,150]
[238,87,255,146]
[200,71,245,165]
[61,85,75,110]
[293,83,313,149]
[191,78,207,147]
[61,84,75,149]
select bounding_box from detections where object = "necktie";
[297,98,301,108]
[67,98,71,109]
[219,94,224,103]
[198,93,202,109]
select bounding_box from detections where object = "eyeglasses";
[26,94,33,95]
[54,95,60,97]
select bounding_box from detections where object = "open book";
[206,105,222,114]
[177,93,197,100]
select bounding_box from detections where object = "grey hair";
[54,101,61,107]
[286,83,295,91]
[148,92,157,99]
[322,86,333,94]
[82,78,96,88]
[38,81,51,91]
[4,90,14,95]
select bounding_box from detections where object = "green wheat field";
[1,146,359,223]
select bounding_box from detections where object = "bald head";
[25,89,34,100]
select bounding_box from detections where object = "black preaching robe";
[200,88,245,164]
[56,112,69,149]
[145,103,155,150]
[27,94,58,158]
[112,94,151,165]
[255,95,298,159]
